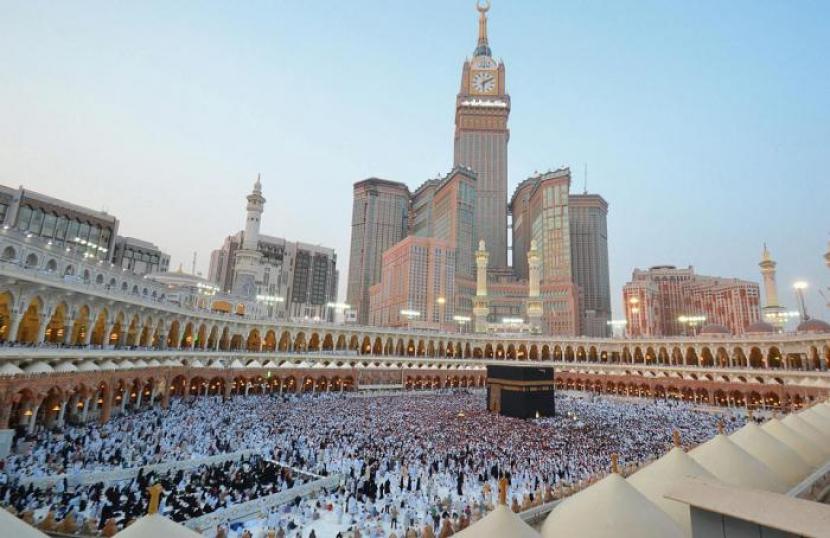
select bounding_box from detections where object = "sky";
[1,0,828,320]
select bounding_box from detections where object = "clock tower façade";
[454,0,510,269]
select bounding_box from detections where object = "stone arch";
[685,347,699,367]
[308,332,321,352]
[700,347,714,368]
[749,347,764,369]
[43,301,69,344]
[278,331,292,352]
[0,290,13,342]
[24,252,39,269]
[1,245,17,261]
[16,295,45,344]
[263,329,277,352]
[247,328,261,351]
[767,347,783,369]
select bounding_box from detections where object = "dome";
[797,319,830,333]
[113,514,200,538]
[781,415,830,447]
[729,422,814,487]
[541,472,684,538]
[454,504,540,538]
[746,321,775,334]
[688,433,788,493]
[627,445,718,534]
[797,408,830,438]
[699,323,731,336]
[761,419,827,467]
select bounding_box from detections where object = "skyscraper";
[569,194,611,336]
[453,2,510,269]
[346,178,410,324]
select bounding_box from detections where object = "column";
[36,314,50,344]
[99,392,112,424]
[6,312,22,343]
[0,396,12,429]
[27,402,40,434]
[83,326,93,346]
[63,323,73,345]
[135,389,142,409]
[244,383,250,396]
[158,331,167,350]
[81,396,91,423]
[57,400,67,425]
[120,390,128,413]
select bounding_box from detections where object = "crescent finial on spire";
[477,0,491,13]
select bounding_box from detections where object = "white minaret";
[243,174,265,250]
[473,240,490,333]
[526,240,543,333]
[232,175,265,298]
[759,243,785,329]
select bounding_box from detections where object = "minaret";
[526,240,543,333]
[243,174,265,250]
[232,176,265,298]
[473,240,490,333]
[759,243,785,329]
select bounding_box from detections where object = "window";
[16,206,32,231]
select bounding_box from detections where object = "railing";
[18,449,259,488]
[184,474,342,533]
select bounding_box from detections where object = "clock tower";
[454,0,510,269]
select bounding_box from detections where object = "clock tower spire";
[454,0,510,269]
[475,0,492,57]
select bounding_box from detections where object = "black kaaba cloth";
[486,365,555,419]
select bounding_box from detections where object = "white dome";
[627,446,718,534]
[189,359,204,368]
[0,507,49,537]
[781,414,830,448]
[798,408,830,436]
[729,422,814,487]
[53,361,78,373]
[23,362,53,374]
[688,434,788,493]
[541,472,685,538]
[77,361,100,372]
[762,418,828,467]
[113,514,200,538]
[228,359,245,369]
[455,504,539,538]
[0,363,24,375]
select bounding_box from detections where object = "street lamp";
[437,296,446,328]
[400,309,420,329]
[256,294,285,320]
[678,315,706,336]
[793,281,809,321]
[453,315,471,333]
[628,297,640,337]
[325,302,350,323]
[606,319,627,338]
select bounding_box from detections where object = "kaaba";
[486,365,555,419]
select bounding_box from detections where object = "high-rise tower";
[454,1,510,269]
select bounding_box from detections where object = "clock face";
[472,71,496,93]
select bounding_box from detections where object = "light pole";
[400,309,420,330]
[606,319,627,338]
[628,297,640,337]
[678,315,706,337]
[793,281,809,322]
[453,315,471,333]
[256,294,285,319]
[437,296,446,329]
[325,302,350,323]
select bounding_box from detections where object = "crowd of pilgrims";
[0,390,743,537]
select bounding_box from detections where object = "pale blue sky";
[1,1,828,319]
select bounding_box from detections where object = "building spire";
[474,1,492,57]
